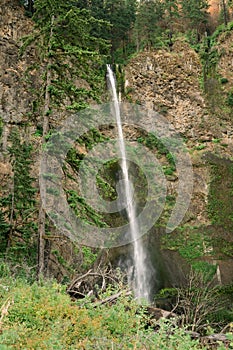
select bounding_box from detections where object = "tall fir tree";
[135,0,165,50]
[220,0,230,25]
[77,0,137,61]
[163,0,180,48]
[180,0,209,43]
[103,0,137,59]
[1,129,37,262]
[21,0,109,276]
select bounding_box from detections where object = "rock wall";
[124,38,233,285]
[125,39,233,147]
[0,0,36,125]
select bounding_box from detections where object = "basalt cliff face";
[0,1,233,285]
[0,1,30,174]
[0,0,34,125]
[124,37,233,285]
[125,40,233,151]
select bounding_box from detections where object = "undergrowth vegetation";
[0,262,232,349]
[0,269,206,349]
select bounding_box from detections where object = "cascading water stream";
[107,65,150,301]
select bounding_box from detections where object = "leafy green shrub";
[0,276,211,349]
[81,246,98,270]
[220,77,228,84]
[194,143,206,150]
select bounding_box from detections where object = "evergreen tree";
[180,0,209,43]
[0,209,10,252]
[1,129,37,261]
[219,0,230,25]
[135,0,165,50]
[163,0,180,48]
[22,0,109,114]
[104,0,137,60]
[78,0,137,61]
[21,0,109,275]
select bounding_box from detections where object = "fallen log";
[146,306,177,320]
[200,333,230,349]
[93,290,132,307]
[67,266,128,301]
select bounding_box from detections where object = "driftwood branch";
[67,269,93,293]
[93,290,132,307]
[220,322,233,334]
[67,266,127,301]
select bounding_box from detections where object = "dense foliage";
[2,267,232,349]
[21,0,233,59]
[0,129,37,261]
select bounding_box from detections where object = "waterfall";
[107,65,151,301]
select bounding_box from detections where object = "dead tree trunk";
[37,15,54,278]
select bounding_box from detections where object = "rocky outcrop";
[0,0,35,125]
[125,39,233,149]
[125,42,205,225]
[124,37,233,284]
[0,0,30,40]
